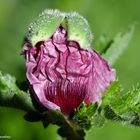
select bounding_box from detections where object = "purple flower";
[23,26,115,115]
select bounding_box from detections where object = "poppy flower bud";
[23,9,115,115]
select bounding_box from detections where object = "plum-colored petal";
[23,26,115,115]
[84,49,116,104]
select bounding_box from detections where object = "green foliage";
[94,35,111,54]
[72,102,106,130]
[94,25,135,66]
[72,80,140,129]
[101,81,140,126]
[72,103,98,130]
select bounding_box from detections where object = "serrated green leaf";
[92,113,106,128]
[102,81,140,115]
[72,103,98,130]
[102,81,140,126]
[102,25,135,65]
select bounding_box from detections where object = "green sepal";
[66,12,93,48]
[27,9,65,46]
[26,9,93,49]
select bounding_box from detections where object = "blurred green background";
[0,0,140,140]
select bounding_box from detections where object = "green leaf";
[94,34,111,54]
[101,81,140,126]
[0,71,35,112]
[92,113,106,128]
[102,25,135,65]
[72,103,98,130]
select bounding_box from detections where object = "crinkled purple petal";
[23,26,115,114]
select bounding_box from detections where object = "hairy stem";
[0,90,35,112]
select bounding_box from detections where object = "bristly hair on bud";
[26,9,93,49]
[23,9,116,115]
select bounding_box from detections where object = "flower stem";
[0,89,35,112]
[57,118,85,140]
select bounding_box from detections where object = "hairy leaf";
[72,103,98,130]
[94,25,135,65]
[102,81,140,126]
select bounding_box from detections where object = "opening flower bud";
[23,9,116,115]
